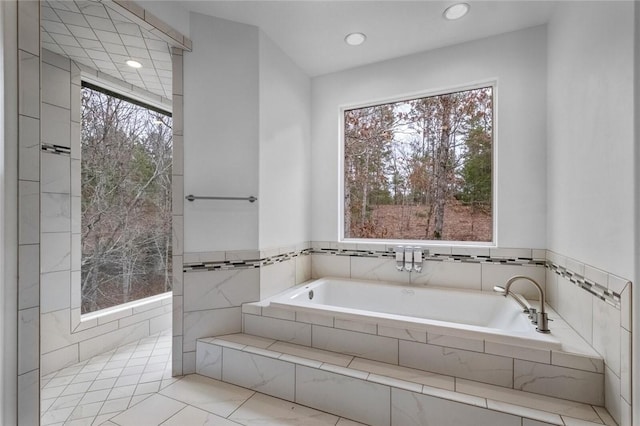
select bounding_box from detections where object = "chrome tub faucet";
[493,275,550,334]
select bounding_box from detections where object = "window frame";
[338,80,499,246]
[78,78,174,320]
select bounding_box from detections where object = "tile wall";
[179,243,311,374]
[545,250,632,425]
[17,1,42,423]
[39,49,173,377]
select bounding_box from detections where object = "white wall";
[183,13,260,252]
[546,2,634,281]
[258,32,311,249]
[310,26,547,248]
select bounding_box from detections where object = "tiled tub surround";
[196,333,615,426]
[242,288,604,406]
[39,49,174,376]
[545,251,632,426]
[178,244,312,374]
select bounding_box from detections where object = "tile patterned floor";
[41,331,365,425]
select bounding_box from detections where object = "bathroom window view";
[344,86,493,241]
[81,84,173,314]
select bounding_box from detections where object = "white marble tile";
[71,196,81,234]
[335,318,377,334]
[229,392,339,426]
[41,344,79,376]
[295,254,311,284]
[603,365,621,424]
[78,322,149,360]
[172,336,183,376]
[19,50,40,118]
[260,259,296,299]
[171,175,183,216]
[18,244,39,309]
[172,256,183,296]
[514,360,604,405]
[311,254,350,279]
[18,0,39,55]
[42,152,70,194]
[584,265,608,288]
[349,357,455,390]
[159,374,254,417]
[41,270,70,314]
[592,297,620,375]
[454,379,602,422]
[183,268,259,312]
[620,285,631,331]
[215,333,275,349]
[350,256,410,285]
[19,180,39,244]
[410,260,482,290]
[163,405,237,425]
[41,232,71,273]
[243,314,311,346]
[545,269,559,310]
[41,192,71,233]
[42,103,71,148]
[565,258,585,277]
[183,351,196,374]
[295,310,334,326]
[42,48,70,71]
[620,328,631,403]
[295,365,391,426]
[427,333,484,353]
[378,325,426,343]
[222,347,295,401]
[556,275,593,344]
[399,340,513,387]
[319,363,369,380]
[71,82,81,122]
[551,351,603,374]
[312,325,398,364]
[183,307,242,352]
[367,373,422,393]
[490,248,532,259]
[18,307,39,375]
[607,274,628,295]
[42,62,71,108]
[485,341,550,364]
[481,263,546,300]
[593,405,618,426]
[18,370,39,425]
[269,341,353,367]
[391,388,520,426]
[262,305,296,321]
[70,158,81,197]
[522,420,561,426]
[486,400,563,425]
[18,115,40,181]
[620,399,632,426]
[562,417,607,426]
[110,393,185,425]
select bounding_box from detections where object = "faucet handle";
[529,307,538,324]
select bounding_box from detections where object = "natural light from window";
[81,84,173,314]
[343,86,493,242]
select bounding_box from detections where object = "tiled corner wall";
[309,242,547,300]
[39,49,173,377]
[545,250,632,426]
[171,46,185,376]
[16,1,41,423]
[179,243,311,374]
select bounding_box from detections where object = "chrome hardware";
[395,246,427,273]
[493,276,550,334]
[528,307,537,324]
[185,194,257,203]
[395,246,404,271]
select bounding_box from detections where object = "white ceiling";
[41,0,172,98]
[177,0,558,77]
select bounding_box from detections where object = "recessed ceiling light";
[126,59,142,69]
[345,32,367,46]
[443,3,470,20]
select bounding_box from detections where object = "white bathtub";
[269,277,561,350]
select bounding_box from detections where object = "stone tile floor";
[40,330,364,425]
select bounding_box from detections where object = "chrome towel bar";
[185,194,257,203]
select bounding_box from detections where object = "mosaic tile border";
[41,143,71,156]
[183,244,544,272]
[546,261,622,309]
[183,249,311,272]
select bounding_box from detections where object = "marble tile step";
[196,334,615,426]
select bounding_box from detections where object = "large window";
[344,86,493,242]
[81,84,173,313]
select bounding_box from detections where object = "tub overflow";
[308,290,314,300]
